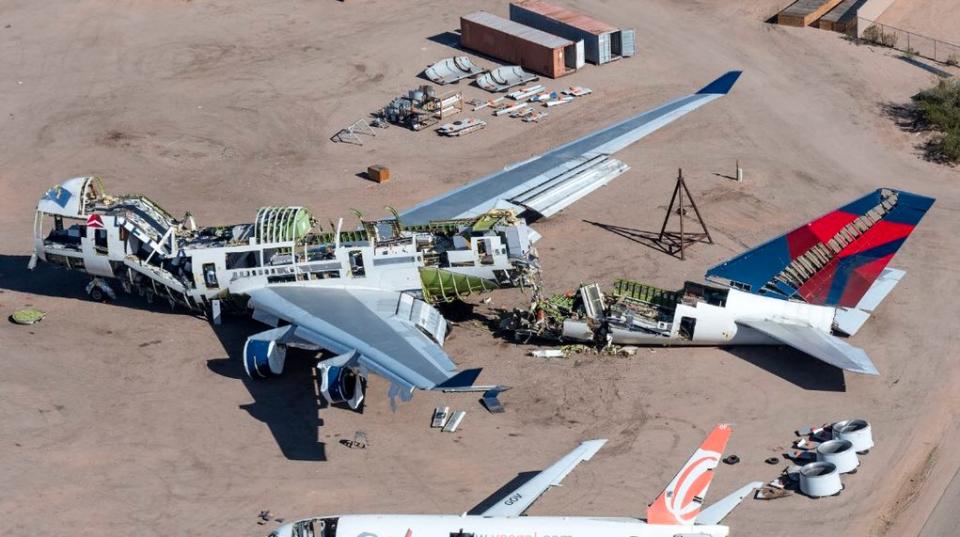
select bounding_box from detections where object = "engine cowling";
[243,335,287,379]
[318,362,365,410]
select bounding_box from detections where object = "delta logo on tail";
[706,188,935,308]
[646,424,732,525]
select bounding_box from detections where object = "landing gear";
[85,278,117,302]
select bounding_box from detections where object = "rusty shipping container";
[460,11,580,78]
[509,0,634,65]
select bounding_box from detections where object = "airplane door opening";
[349,250,366,277]
[679,316,697,340]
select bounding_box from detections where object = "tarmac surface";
[1,1,960,537]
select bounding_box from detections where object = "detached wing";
[400,71,742,225]
[247,286,477,391]
[481,439,607,517]
[736,319,879,375]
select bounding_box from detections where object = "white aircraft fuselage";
[271,514,730,537]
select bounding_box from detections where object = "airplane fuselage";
[271,514,730,537]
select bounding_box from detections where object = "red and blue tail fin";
[705,188,934,308]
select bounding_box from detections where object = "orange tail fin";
[646,424,732,526]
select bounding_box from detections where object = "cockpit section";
[269,517,338,537]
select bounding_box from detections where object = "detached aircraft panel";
[399,71,742,225]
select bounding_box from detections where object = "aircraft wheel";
[89,286,104,301]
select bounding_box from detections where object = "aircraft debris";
[10,308,45,325]
[442,410,466,432]
[437,118,487,137]
[493,102,528,116]
[475,65,539,92]
[481,388,506,413]
[563,86,592,97]
[530,349,565,358]
[432,406,451,428]
[722,455,740,465]
[379,85,463,130]
[340,431,368,449]
[754,485,794,500]
[765,457,780,465]
[543,96,574,107]
[522,111,548,123]
[332,118,377,145]
[424,56,487,85]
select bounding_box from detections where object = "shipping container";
[509,0,634,65]
[460,11,580,78]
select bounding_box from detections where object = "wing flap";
[481,439,607,517]
[736,319,879,375]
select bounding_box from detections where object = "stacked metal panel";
[509,0,634,65]
[460,11,578,78]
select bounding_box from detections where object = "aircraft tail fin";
[833,267,905,336]
[705,188,934,308]
[646,424,732,526]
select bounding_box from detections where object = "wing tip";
[697,70,743,95]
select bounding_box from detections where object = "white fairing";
[274,515,730,537]
[678,289,835,345]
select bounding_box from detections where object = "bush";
[912,79,960,162]
[947,53,959,67]
[861,24,899,48]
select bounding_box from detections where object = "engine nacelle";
[318,362,365,410]
[243,326,295,379]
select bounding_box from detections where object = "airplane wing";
[246,286,479,391]
[736,319,879,375]
[400,71,742,225]
[480,439,607,517]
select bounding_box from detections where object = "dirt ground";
[877,0,960,43]
[1,1,959,536]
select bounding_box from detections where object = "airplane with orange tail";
[268,424,762,537]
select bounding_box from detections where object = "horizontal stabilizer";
[696,481,764,525]
[834,268,905,336]
[737,319,879,375]
[436,368,482,389]
[481,439,607,517]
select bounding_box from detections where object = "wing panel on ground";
[246,286,460,389]
[736,319,879,375]
[480,439,607,517]
[399,72,741,225]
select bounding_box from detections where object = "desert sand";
[1,1,959,537]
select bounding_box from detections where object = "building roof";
[461,11,574,49]
[512,0,619,35]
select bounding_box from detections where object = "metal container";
[832,419,874,453]
[509,1,634,65]
[799,461,843,497]
[816,439,859,474]
[460,11,577,78]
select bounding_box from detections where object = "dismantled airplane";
[268,424,762,537]
[30,71,741,409]
[509,188,935,376]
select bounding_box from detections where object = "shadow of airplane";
[0,253,185,315]
[207,317,329,462]
[467,471,539,515]
[725,345,847,392]
[1,252,329,461]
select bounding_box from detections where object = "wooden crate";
[367,165,390,183]
[777,0,844,27]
